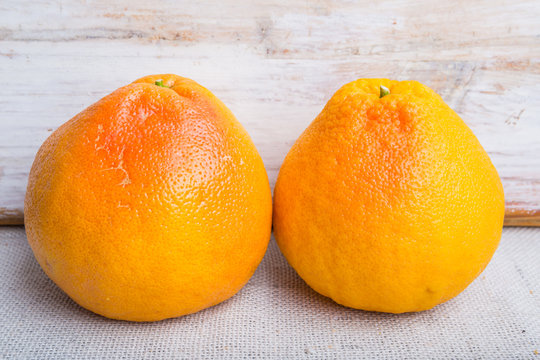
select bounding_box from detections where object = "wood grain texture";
[1,0,539,225]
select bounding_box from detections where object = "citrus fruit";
[273,79,504,313]
[24,74,272,321]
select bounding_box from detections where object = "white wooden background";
[0,0,539,225]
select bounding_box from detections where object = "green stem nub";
[155,79,166,87]
[380,85,390,98]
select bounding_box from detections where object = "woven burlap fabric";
[0,227,538,359]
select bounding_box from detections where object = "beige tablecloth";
[0,227,538,359]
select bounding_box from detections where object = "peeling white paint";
[0,0,539,224]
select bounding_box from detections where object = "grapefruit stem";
[155,79,168,88]
[380,85,390,98]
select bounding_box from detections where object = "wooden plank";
[504,209,540,227]
[1,0,539,225]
